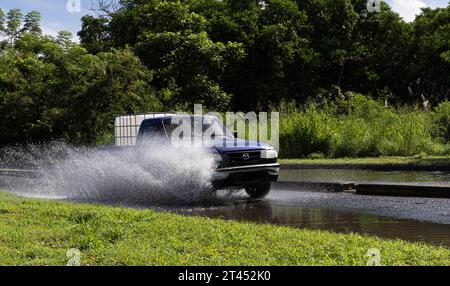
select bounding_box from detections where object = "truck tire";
[245,182,271,199]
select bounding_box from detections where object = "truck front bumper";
[212,163,280,188]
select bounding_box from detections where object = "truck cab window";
[163,117,234,140]
[137,120,166,144]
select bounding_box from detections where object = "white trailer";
[114,113,175,146]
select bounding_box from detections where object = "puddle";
[176,198,450,248]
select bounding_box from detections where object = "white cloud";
[390,0,428,22]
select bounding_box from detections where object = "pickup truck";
[113,113,279,199]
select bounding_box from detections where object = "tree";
[22,10,42,35]
[66,48,161,144]
[78,15,111,53]
[0,8,5,35]
[341,0,412,100]
[6,9,22,44]
[409,6,450,104]
[91,0,122,17]
[71,0,450,109]
[243,0,313,106]
[56,31,74,48]
[0,8,5,48]
[136,30,244,110]
[136,1,245,110]
[0,32,160,145]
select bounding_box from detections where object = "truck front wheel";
[245,182,271,199]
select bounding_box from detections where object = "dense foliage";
[0,1,449,155]
[279,96,450,158]
[78,0,450,109]
[0,13,160,145]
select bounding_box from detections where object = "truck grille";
[218,151,275,168]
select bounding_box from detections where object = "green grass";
[280,156,450,166]
[0,192,449,266]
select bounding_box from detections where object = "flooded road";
[174,186,450,247]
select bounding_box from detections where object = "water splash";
[0,141,218,206]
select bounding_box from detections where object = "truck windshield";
[163,117,234,140]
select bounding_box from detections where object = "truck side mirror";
[233,131,238,138]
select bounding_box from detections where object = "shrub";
[432,101,450,143]
[279,104,336,158]
[279,95,445,158]
[307,152,326,160]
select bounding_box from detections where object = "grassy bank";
[0,192,449,266]
[280,156,450,166]
[279,96,450,159]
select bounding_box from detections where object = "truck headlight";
[261,149,278,159]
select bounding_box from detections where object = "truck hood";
[211,138,273,153]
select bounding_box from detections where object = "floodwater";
[280,169,450,186]
[174,186,450,248]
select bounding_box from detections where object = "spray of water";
[0,141,218,206]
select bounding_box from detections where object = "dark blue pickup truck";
[114,113,279,199]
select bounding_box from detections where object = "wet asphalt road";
[267,186,450,225]
[176,186,450,247]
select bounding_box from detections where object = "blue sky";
[0,0,449,41]
[0,0,91,41]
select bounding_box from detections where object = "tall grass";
[280,104,336,158]
[432,101,450,143]
[279,95,449,158]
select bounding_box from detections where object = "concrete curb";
[355,183,450,198]
[273,181,355,193]
[274,181,450,199]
